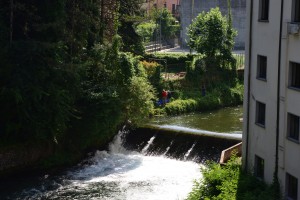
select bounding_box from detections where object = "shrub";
[164,99,198,115]
[144,53,192,64]
[135,21,156,43]
[186,156,282,200]
[197,94,221,111]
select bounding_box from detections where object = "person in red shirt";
[162,89,168,105]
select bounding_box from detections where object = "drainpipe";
[245,0,254,170]
[275,0,284,182]
[191,0,194,19]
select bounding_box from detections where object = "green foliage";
[187,7,237,71]
[145,52,193,65]
[152,8,179,40]
[140,60,162,89]
[188,7,236,57]
[157,82,243,115]
[197,94,221,111]
[0,1,155,151]
[135,21,156,42]
[164,99,198,115]
[186,55,239,87]
[118,0,145,54]
[210,83,244,107]
[186,157,282,200]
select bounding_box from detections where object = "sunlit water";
[2,131,202,200]
[149,106,243,133]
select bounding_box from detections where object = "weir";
[124,125,242,163]
[1,124,242,199]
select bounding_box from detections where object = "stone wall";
[179,0,246,50]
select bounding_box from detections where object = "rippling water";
[2,132,202,200]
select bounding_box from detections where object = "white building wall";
[245,0,300,196]
[244,0,282,184]
[278,0,300,194]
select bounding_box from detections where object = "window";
[256,101,266,127]
[292,0,300,23]
[287,113,300,141]
[257,55,267,80]
[172,4,176,14]
[259,0,269,21]
[255,155,264,179]
[289,62,300,89]
[286,173,298,200]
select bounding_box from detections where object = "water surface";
[149,106,243,133]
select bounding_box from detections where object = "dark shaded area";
[124,127,241,163]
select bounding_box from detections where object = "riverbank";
[154,82,244,116]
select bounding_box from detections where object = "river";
[149,106,243,133]
[0,106,242,200]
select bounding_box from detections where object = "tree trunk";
[10,0,14,45]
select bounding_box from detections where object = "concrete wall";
[180,0,246,50]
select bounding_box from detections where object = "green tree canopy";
[152,8,179,40]
[187,7,236,60]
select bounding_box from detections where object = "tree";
[187,7,236,69]
[117,0,145,54]
[135,21,156,43]
[152,8,179,40]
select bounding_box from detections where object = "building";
[143,0,181,18]
[179,0,246,50]
[243,0,300,199]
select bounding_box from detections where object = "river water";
[1,131,202,200]
[1,106,242,200]
[149,106,243,133]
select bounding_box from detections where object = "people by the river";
[162,89,168,105]
[156,89,173,106]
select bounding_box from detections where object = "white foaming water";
[163,140,174,155]
[184,142,196,160]
[15,131,202,200]
[141,135,156,154]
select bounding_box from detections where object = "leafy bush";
[144,53,193,65]
[187,7,236,61]
[210,83,244,107]
[164,99,198,115]
[152,8,179,40]
[156,82,243,115]
[186,157,281,200]
[135,21,156,42]
[197,94,221,111]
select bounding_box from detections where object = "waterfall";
[163,140,174,156]
[6,129,202,200]
[184,142,196,160]
[141,135,156,154]
[109,128,128,154]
